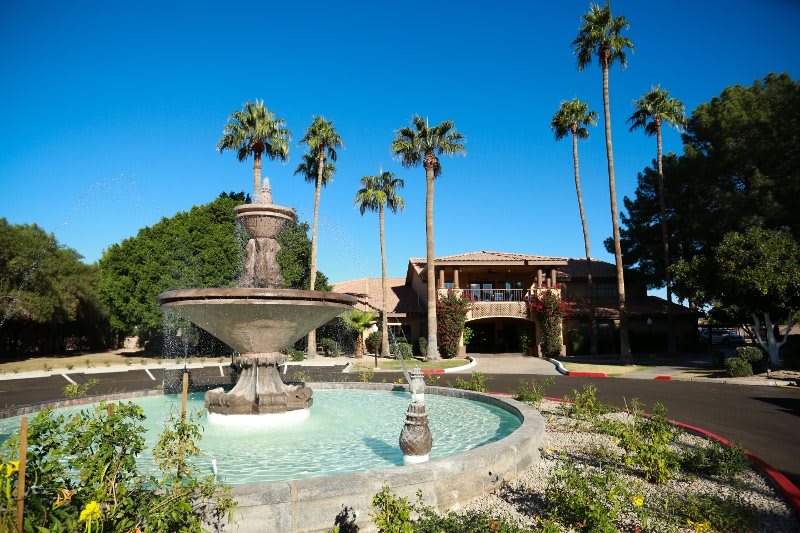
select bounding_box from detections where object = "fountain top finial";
[256,176,273,204]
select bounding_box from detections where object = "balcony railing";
[437,287,561,320]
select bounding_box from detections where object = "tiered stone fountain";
[157,182,354,418]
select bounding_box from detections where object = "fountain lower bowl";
[157,288,356,354]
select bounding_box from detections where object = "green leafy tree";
[354,170,405,358]
[573,1,634,363]
[628,87,687,352]
[297,116,343,359]
[391,116,466,360]
[217,99,290,199]
[673,227,800,367]
[551,98,599,354]
[342,309,377,357]
[616,73,800,309]
[0,219,110,355]
[276,219,331,292]
[98,194,328,348]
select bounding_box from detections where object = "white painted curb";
[549,358,568,376]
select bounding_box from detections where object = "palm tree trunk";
[656,125,676,353]
[602,62,632,364]
[379,205,390,358]
[572,132,598,355]
[306,153,324,360]
[425,160,439,360]
[253,152,262,200]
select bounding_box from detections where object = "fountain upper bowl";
[233,203,296,239]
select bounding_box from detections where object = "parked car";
[721,332,746,346]
[699,328,729,345]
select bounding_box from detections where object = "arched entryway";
[465,317,537,353]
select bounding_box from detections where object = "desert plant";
[546,460,633,533]
[514,377,554,405]
[618,401,679,484]
[453,372,488,393]
[62,378,100,399]
[564,385,609,420]
[360,367,374,383]
[0,402,235,532]
[42,362,52,372]
[724,356,753,377]
[680,441,749,479]
[66,363,75,370]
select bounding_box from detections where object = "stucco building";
[333,251,697,355]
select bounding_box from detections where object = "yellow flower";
[4,461,19,477]
[687,519,711,532]
[631,495,644,507]
[79,500,102,522]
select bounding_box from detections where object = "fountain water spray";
[157,179,354,419]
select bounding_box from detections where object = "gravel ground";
[463,399,799,532]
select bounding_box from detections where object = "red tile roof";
[332,278,423,315]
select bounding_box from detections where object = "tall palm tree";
[573,2,634,363]
[551,99,599,355]
[391,116,466,360]
[354,170,406,359]
[217,100,290,200]
[297,116,343,359]
[629,87,687,354]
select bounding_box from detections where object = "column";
[453,268,460,289]
[438,268,445,289]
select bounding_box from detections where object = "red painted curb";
[566,371,608,378]
[421,369,444,374]
[654,375,672,381]
[669,420,800,519]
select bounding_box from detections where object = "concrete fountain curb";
[227,382,545,533]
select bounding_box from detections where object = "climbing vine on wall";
[527,290,569,357]
[436,291,472,359]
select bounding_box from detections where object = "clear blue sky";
[2,0,799,287]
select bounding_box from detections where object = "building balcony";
[437,287,561,320]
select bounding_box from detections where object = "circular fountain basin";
[233,203,296,239]
[0,384,544,533]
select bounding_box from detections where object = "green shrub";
[436,293,471,359]
[680,441,749,479]
[283,347,305,362]
[724,356,753,377]
[514,377,553,405]
[366,330,382,354]
[62,378,100,399]
[664,490,757,533]
[545,461,632,533]
[564,385,609,420]
[369,486,528,533]
[393,341,412,359]
[320,337,341,357]
[371,486,413,533]
[618,401,679,484]
[735,346,763,363]
[453,372,488,392]
[567,329,588,355]
[0,402,234,532]
[417,337,427,358]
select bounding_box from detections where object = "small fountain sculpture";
[158,179,355,418]
[399,367,432,464]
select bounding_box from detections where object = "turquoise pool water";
[0,389,520,485]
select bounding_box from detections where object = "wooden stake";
[15,417,27,533]
[107,403,115,416]
[178,372,189,477]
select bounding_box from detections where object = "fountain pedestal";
[205,353,312,415]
